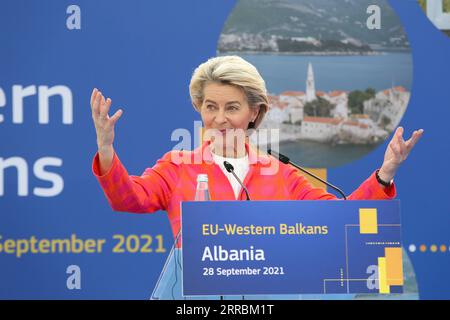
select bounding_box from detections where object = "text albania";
[201,245,265,261]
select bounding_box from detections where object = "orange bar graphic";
[385,247,404,286]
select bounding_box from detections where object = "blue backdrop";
[0,0,449,299]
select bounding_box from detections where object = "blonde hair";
[189,55,269,128]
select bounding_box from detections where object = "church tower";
[306,62,316,102]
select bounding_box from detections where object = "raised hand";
[90,88,123,151]
[90,88,123,174]
[379,127,424,183]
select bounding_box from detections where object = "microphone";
[223,161,251,201]
[267,149,347,200]
[223,160,249,301]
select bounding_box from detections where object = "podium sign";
[181,200,403,296]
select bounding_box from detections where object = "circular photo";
[218,0,413,168]
[418,0,450,37]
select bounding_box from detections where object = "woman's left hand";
[378,127,424,183]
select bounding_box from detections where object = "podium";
[151,200,418,300]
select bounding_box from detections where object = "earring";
[248,121,255,129]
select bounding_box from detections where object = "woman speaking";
[90,55,423,299]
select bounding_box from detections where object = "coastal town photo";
[218,0,413,168]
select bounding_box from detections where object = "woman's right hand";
[91,88,123,173]
[91,88,123,150]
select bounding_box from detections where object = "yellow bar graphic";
[385,247,404,286]
[378,257,390,294]
[359,208,378,234]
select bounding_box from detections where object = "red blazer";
[92,141,396,246]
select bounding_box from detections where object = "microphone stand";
[268,149,347,200]
[223,161,249,300]
[223,161,251,201]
